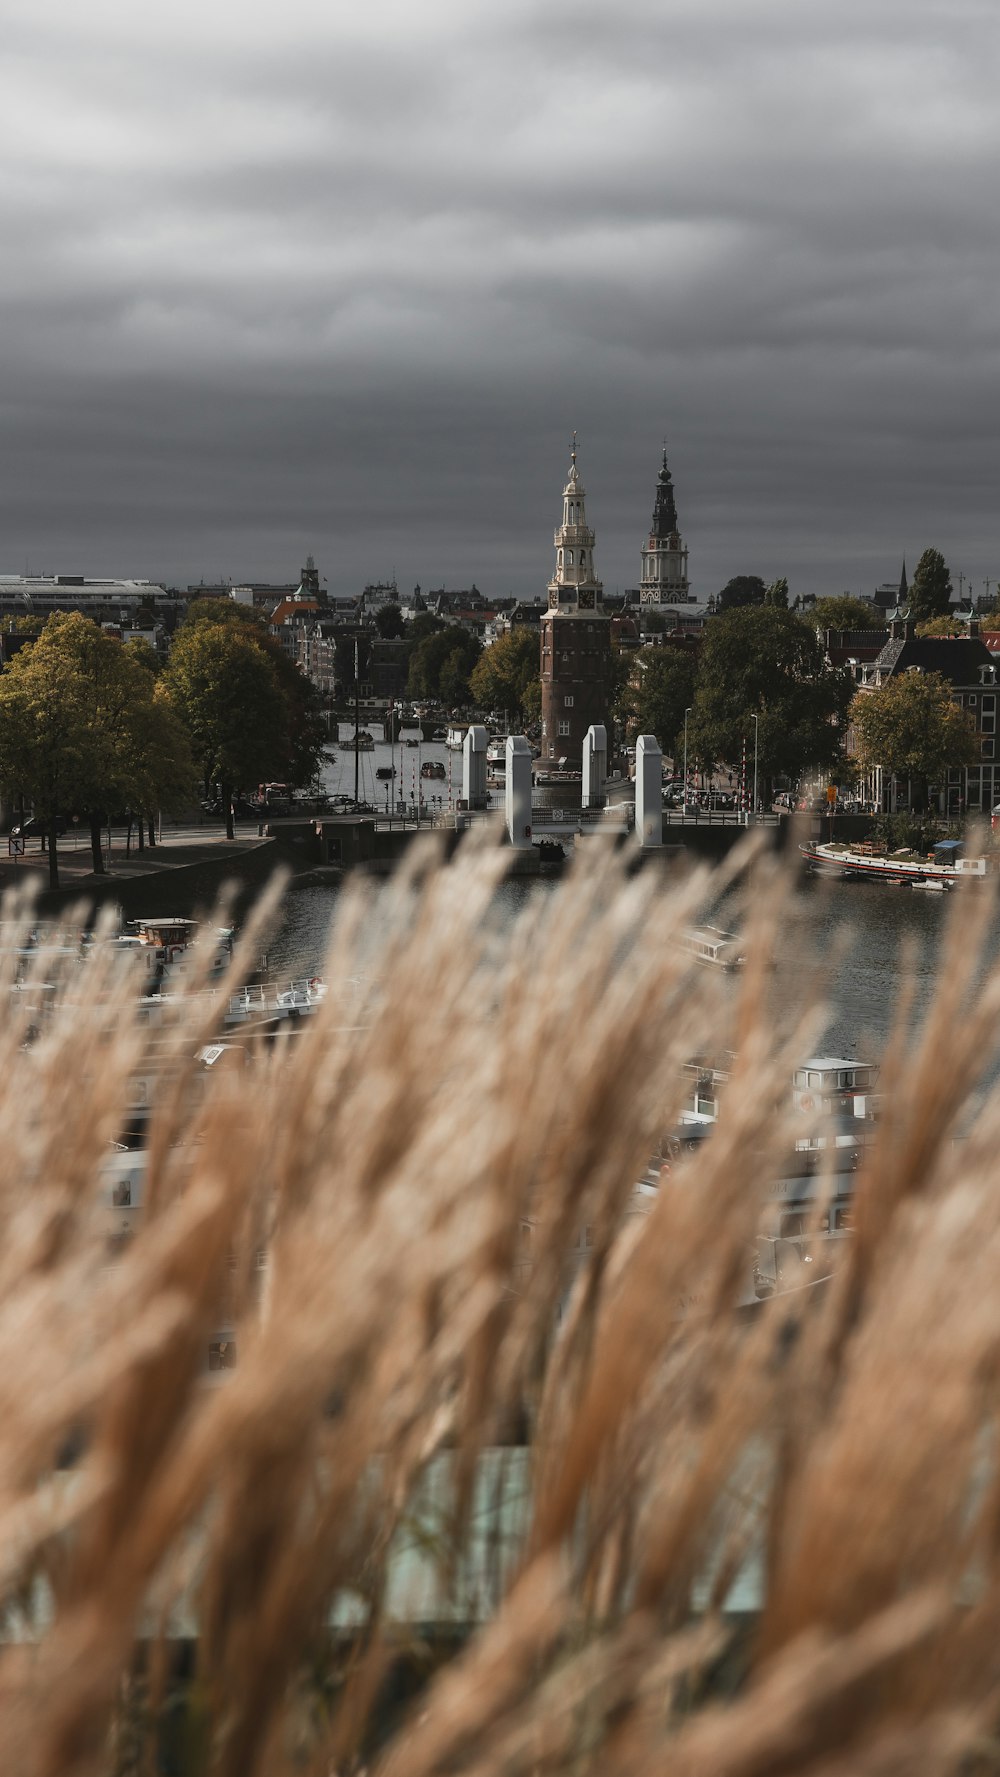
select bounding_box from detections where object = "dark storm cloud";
[1,0,998,598]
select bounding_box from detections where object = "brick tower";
[539,439,613,765]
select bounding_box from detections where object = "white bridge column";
[505,736,533,850]
[635,734,662,848]
[582,723,607,810]
[462,724,488,810]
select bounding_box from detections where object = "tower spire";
[639,442,688,607]
[548,440,601,602]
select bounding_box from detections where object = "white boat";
[800,839,988,888]
[486,735,508,776]
[445,725,469,749]
[680,926,745,971]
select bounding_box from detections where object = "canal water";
[266,812,985,1066]
[257,722,1000,1064]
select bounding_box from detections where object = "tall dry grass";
[0,834,998,1775]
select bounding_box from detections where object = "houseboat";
[800,838,989,888]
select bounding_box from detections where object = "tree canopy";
[0,614,196,886]
[621,646,698,758]
[374,603,405,639]
[915,615,965,638]
[908,549,953,626]
[717,576,767,612]
[690,607,853,788]
[164,623,289,836]
[849,670,977,809]
[164,603,326,827]
[468,628,540,722]
[407,628,481,707]
[764,577,789,608]
[808,596,885,631]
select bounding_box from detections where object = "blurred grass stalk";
[0,835,998,1776]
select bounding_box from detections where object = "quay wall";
[32,840,287,922]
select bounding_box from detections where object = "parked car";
[10,815,68,840]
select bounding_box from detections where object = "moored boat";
[679,926,746,971]
[800,838,988,887]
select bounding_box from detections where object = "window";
[558,720,570,736]
[564,695,574,707]
[983,738,995,760]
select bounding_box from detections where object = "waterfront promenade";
[0,817,276,910]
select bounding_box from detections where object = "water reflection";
[265,865,976,1065]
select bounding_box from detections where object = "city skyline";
[2,1,998,601]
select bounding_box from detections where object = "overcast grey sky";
[2,0,998,600]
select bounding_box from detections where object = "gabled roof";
[872,634,994,686]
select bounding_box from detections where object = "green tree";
[850,670,977,810]
[0,614,186,886]
[407,629,481,706]
[717,575,767,612]
[764,577,789,608]
[0,632,96,889]
[908,549,953,626]
[468,628,540,722]
[119,683,198,850]
[172,600,325,794]
[808,596,884,631]
[375,602,405,639]
[164,624,288,837]
[621,646,698,756]
[690,606,853,795]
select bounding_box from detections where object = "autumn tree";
[468,628,540,723]
[916,615,965,638]
[908,549,953,626]
[0,615,195,886]
[850,670,977,810]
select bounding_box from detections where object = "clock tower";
[539,440,613,765]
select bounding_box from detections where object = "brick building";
[854,619,999,814]
[539,443,613,766]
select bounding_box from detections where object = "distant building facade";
[854,621,999,813]
[539,444,613,765]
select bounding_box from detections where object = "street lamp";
[683,707,692,812]
[751,713,759,824]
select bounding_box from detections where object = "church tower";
[539,439,613,766]
[639,448,689,605]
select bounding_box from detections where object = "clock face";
[578,587,595,609]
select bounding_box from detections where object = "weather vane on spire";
[571,430,577,465]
